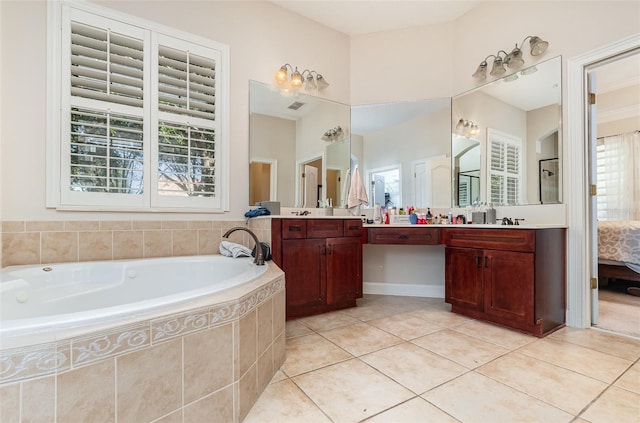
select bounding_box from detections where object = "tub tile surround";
[245,294,640,423]
[0,263,285,422]
[0,218,271,268]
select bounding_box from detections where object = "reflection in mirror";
[452,55,562,206]
[351,99,452,209]
[249,81,350,208]
[452,135,480,207]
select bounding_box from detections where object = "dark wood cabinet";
[444,228,565,337]
[272,218,364,319]
[368,227,440,245]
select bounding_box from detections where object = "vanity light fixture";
[455,118,480,138]
[472,35,549,80]
[321,126,348,143]
[274,64,329,92]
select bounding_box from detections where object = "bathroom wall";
[0,0,350,222]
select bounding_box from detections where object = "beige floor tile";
[580,386,640,423]
[341,302,400,321]
[293,358,414,423]
[615,361,640,394]
[549,327,640,361]
[365,397,459,422]
[282,333,352,377]
[270,370,288,384]
[412,329,509,369]
[408,307,472,328]
[361,342,468,394]
[422,372,572,423]
[367,312,444,340]
[477,352,608,415]
[244,379,330,423]
[297,311,360,332]
[518,338,633,383]
[286,320,313,338]
[452,319,537,349]
[319,322,403,356]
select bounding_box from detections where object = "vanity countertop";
[364,223,568,229]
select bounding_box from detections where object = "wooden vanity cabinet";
[443,228,565,337]
[271,218,364,319]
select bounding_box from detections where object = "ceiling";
[270,0,483,35]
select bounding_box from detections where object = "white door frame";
[295,151,325,207]
[565,34,640,328]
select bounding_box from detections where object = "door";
[326,237,361,306]
[445,247,483,312]
[423,155,451,208]
[282,238,325,317]
[587,69,599,324]
[303,164,318,208]
[483,250,535,327]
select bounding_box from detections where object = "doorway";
[587,50,640,338]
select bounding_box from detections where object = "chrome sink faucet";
[222,227,265,265]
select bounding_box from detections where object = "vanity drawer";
[343,220,364,237]
[443,228,535,252]
[307,219,344,238]
[368,227,441,245]
[281,219,307,239]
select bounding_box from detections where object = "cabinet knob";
[289,226,302,231]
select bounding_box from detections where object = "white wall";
[0,0,350,220]
[249,114,296,207]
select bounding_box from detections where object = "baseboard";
[363,282,444,298]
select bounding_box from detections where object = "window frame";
[46,1,230,212]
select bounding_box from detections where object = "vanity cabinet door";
[326,237,362,306]
[483,250,534,327]
[445,247,484,312]
[282,238,326,317]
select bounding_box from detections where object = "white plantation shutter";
[158,46,216,120]
[70,22,145,107]
[488,129,523,205]
[153,35,222,208]
[53,3,229,211]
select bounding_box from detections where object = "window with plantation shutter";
[487,129,523,206]
[48,2,229,211]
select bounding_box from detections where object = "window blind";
[70,22,144,108]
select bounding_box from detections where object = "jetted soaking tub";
[0,254,286,422]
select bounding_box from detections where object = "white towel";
[341,168,351,208]
[347,165,368,215]
[219,241,252,258]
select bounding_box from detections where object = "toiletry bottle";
[426,208,433,224]
[374,204,382,224]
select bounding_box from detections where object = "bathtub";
[0,255,285,422]
[1,255,267,338]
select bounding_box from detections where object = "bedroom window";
[47,2,229,212]
[596,131,640,221]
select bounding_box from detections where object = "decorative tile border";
[0,273,285,385]
[71,321,150,367]
[151,306,211,344]
[0,341,70,384]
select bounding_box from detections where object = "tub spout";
[222,227,265,265]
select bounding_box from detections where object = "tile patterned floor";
[244,295,640,423]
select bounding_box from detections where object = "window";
[48,2,229,211]
[487,129,523,206]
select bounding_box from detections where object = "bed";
[598,220,640,283]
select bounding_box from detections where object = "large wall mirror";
[452,55,562,206]
[249,81,350,208]
[351,99,452,209]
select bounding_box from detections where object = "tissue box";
[471,211,486,224]
[257,201,280,215]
